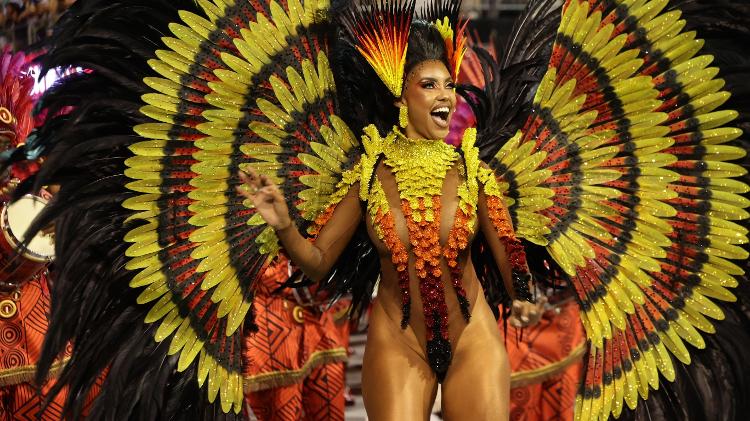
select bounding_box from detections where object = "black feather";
[460,0,562,161]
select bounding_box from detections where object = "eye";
[421,81,436,89]
[446,81,456,89]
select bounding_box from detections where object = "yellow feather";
[128,139,169,155]
[168,317,194,355]
[680,306,716,334]
[125,237,162,257]
[147,60,183,84]
[219,369,233,413]
[615,272,645,305]
[581,311,603,348]
[161,37,199,62]
[136,280,169,305]
[155,308,183,342]
[132,123,174,142]
[154,50,191,74]
[179,11,216,39]
[612,366,624,417]
[603,295,627,330]
[130,268,166,289]
[125,253,160,271]
[196,0,221,21]
[194,245,228,270]
[189,206,228,226]
[178,333,204,372]
[227,299,252,336]
[574,395,584,421]
[145,294,176,323]
[217,287,242,318]
[197,350,213,387]
[632,0,668,22]
[672,313,706,349]
[207,358,222,402]
[653,340,675,381]
[699,264,740,288]
[661,326,690,365]
[700,127,742,145]
[694,285,736,302]
[623,363,638,410]
[685,294,724,320]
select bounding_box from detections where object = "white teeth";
[433,107,449,113]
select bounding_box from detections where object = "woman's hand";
[509,295,547,328]
[236,169,292,231]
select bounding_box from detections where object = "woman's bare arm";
[477,183,542,327]
[237,170,362,282]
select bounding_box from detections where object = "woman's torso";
[364,158,500,367]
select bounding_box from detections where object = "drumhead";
[2,195,55,261]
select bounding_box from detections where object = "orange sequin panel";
[444,206,473,321]
[372,208,411,328]
[401,196,452,380]
[485,195,532,301]
[308,203,337,237]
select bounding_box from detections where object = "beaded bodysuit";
[326,125,533,379]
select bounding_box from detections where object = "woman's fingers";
[237,170,263,199]
[509,299,545,328]
[510,301,524,327]
[235,185,252,199]
[239,170,262,189]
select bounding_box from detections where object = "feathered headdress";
[342,0,467,97]
[420,0,468,83]
[0,48,33,147]
[342,0,416,97]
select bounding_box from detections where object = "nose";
[436,86,455,105]
[436,86,450,100]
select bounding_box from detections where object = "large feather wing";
[27,0,359,417]
[476,0,749,418]
[123,0,359,413]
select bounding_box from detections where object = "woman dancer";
[237,19,536,418]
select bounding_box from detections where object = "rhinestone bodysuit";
[318,125,532,380]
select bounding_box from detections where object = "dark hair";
[332,20,449,136]
[404,21,449,81]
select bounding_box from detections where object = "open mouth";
[430,106,450,128]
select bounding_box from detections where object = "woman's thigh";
[361,301,438,421]
[440,304,510,421]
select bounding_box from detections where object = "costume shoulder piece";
[460,0,750,418]
[22,0,367,418]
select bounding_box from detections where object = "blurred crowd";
[0,0,529,49]
[0,0,76,49]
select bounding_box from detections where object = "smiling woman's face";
[396,60,456,140]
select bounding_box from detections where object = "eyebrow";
[419,77,454,83]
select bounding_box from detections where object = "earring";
[399,105,408,128]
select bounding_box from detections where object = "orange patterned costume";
[0,274,100,420]
[503,300,585,421]
[243,257,348,421]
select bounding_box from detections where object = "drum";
[0,195,54,292]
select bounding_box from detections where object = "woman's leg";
[362,301,438,421]
[440,301,510,421]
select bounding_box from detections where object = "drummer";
[0,48,100,420]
